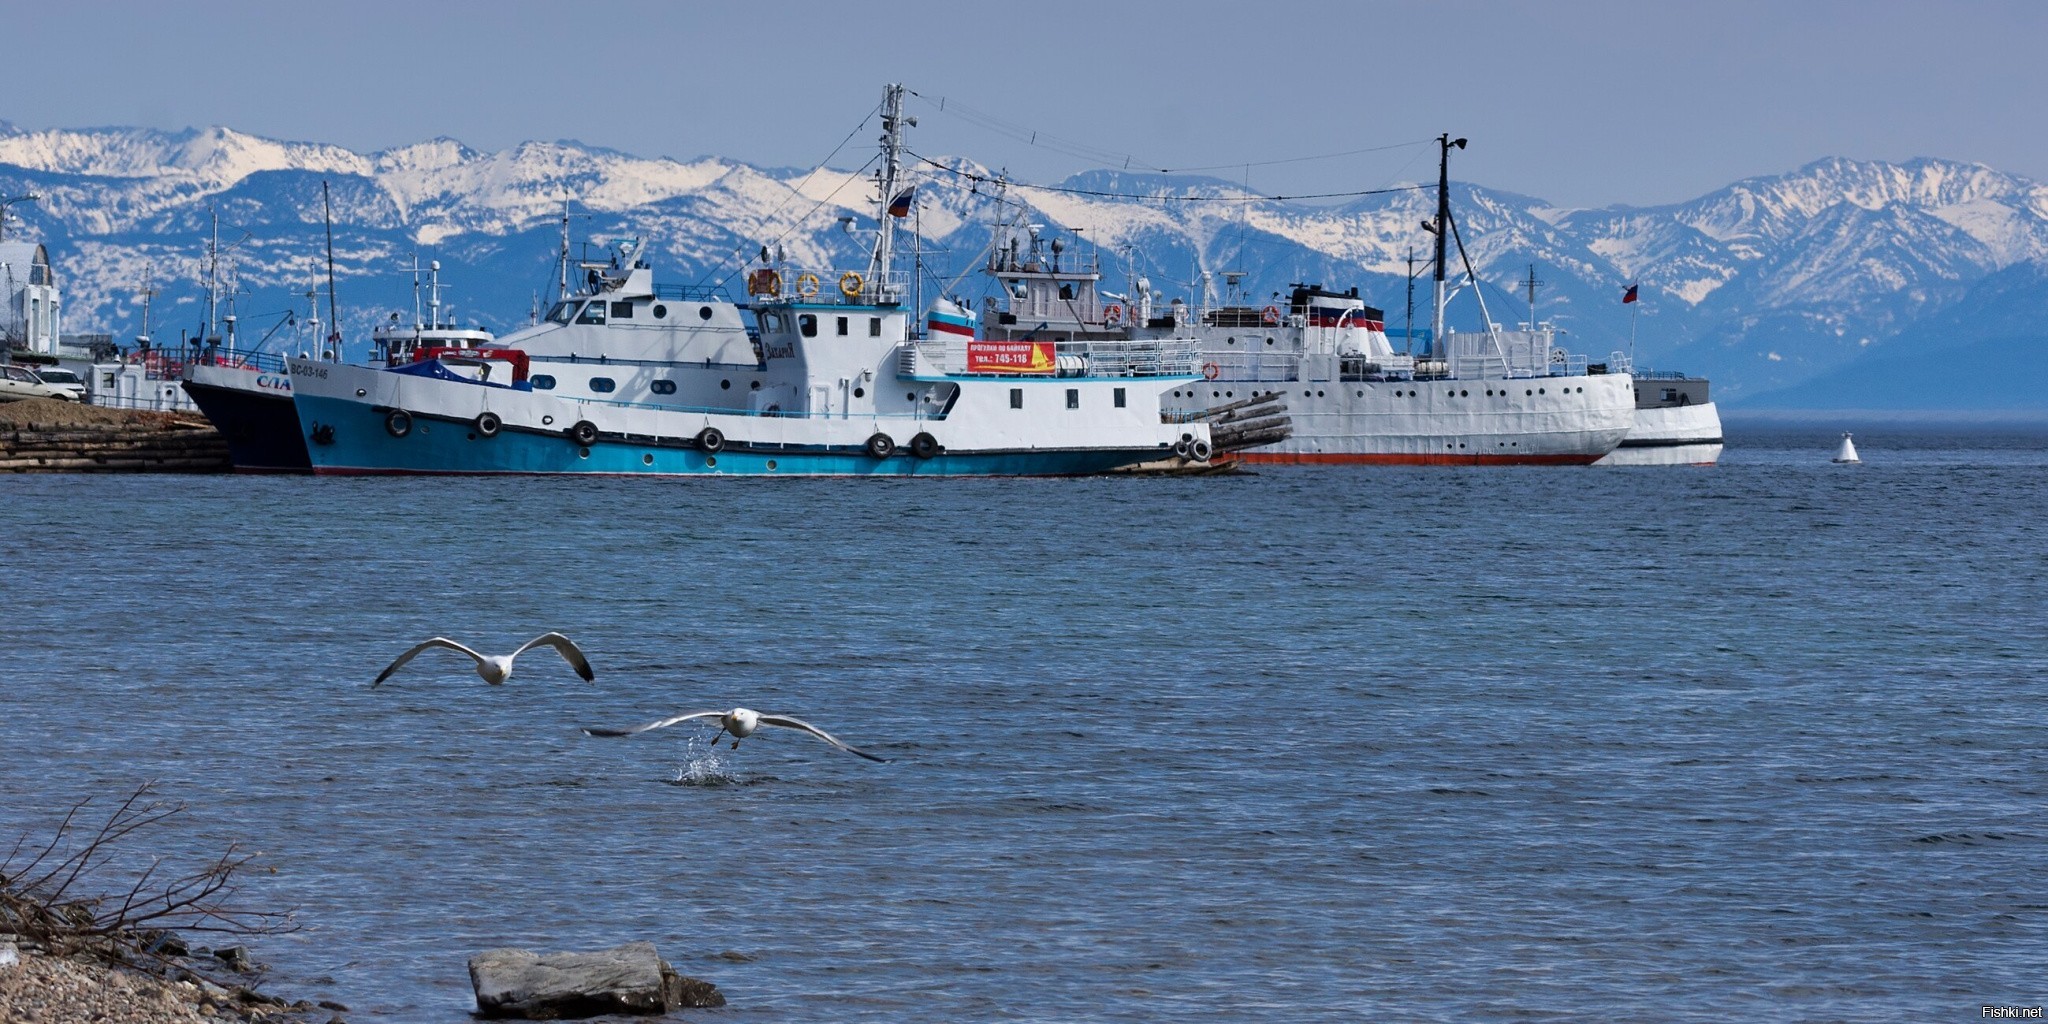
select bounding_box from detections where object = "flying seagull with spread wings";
[583,707,888,762]
[372,633,595,687]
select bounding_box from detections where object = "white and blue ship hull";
[288,359,1195,478]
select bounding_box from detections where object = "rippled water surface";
[3,423,2045,1021]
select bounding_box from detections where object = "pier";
[0,399,229,473]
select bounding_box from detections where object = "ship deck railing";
[538,391,949,422]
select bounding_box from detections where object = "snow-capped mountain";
[3,120,2045,408]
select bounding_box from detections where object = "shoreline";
[0,938,342,1024]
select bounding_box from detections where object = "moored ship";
[1151,134,1633,464]
[287,84,1208,477]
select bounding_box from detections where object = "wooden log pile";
[1191,392,1291,452]
[0,416,230,473]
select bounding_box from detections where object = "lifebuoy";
[1189,438,1213,462]
[568,420,599,446]
[475,411,502,438]
[1202,362,1220,381]
[838,271,864,298]
[1261,305,1280,325]
[748,268,782,296]
[384,409,412,438]
[910,431,939,459]
[1103,303,1123,326]
[865,432,895,458]
[797,273,820,298]
[696,426,725,453]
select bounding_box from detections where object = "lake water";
[3,423,2044,1021]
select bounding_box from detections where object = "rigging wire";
[694,104,884,291]
[906,151,1429,204]
[906,88,1433,177]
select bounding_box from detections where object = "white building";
[0,241,60,355]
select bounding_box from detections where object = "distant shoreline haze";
[3,124,2045,410]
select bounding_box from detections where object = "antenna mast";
[206,207,220,343]
[1525,263,1542,328]
[1430,133,1465,360]
[868,83,911,302]
[322,180,342,358]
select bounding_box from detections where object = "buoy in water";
[1832,432,1860,464]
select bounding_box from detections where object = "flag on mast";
[1622,282,1639,304]
[887,187,915,218]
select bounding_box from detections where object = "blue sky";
[11,0,2044,208]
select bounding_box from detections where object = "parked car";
[26,366,86,401]
[0,363,77,402]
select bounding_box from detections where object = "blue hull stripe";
[295,394,1162,477]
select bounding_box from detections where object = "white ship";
[286,85,1207,477]
[1595,371,1723,466]
[1152,135,1633,464]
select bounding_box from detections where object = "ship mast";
[206,206,220,344]
[867,82,913,303]
[1430,133,1465,360]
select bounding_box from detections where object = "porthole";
[767,460,777,470]
[1526,389,1533,396]
[1226,336,1236,345]
[721,379,732,390]
[1460,390,1468,397]
[651,380,676,395]
[578,447,590,459]
[1485,389,1494,396]
[750,380,761,390]
[542,415,555,425]
[643,453,654,466]
[906,392,916,401]
[1539,388,1546,394]
[589,377,616,393]
[705,455,717,468]
[1577,386,1584,393]
[1265,337,1275,346]
[531,374,557,390]
[698,306,713,320]
[1225,391,1234,398]
[1356,391,1364,397]
[1316,390,1325,398]
[853,386,865,398]
[653,304,668,319]
[1303,390,1312,397]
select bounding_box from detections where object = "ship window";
[589,377,616,393]
[531,374,557,390]
[1266,337,1275,346]
[836,316,849,336]
[545,302,576,324]
[575,302,605,325]
[869,317,882,337]
[1010,388,1023,409]
[721,379,732,390]
[652,304,667,319]
[1226,336,1236,345]
[750,380,761,390]
[651,380,676,395]
[1066,389,1079,410]
[1460,390,1469,397]
[799,314,818,337]
[699,306,714,320]
[853,386,865,398]
[1114,387,1126,408]
[611,302,635,318]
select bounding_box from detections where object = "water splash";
[670,735,742,786]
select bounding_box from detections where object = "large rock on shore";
[468,941,723,1019]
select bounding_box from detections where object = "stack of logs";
[1196,392,1291,453]
[0,415,230,473]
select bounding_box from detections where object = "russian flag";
[888,187,914,218]
[1622,283,1639,304]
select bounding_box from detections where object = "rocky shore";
[0,939,343,1024]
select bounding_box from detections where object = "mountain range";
[1,120,2044,410]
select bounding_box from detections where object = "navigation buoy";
[1832,432,1860,464]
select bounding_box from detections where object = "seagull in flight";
[372,633,595,687]
[583,708,889,762]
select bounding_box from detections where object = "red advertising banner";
[967,340,1057,374]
